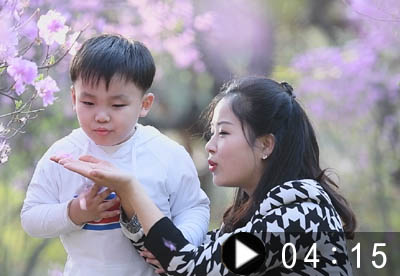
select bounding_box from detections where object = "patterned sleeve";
[120,211,145,252]
[120,211,221,254]
[122,181,352,276]
[142,202,351,276]
[203,228,221,243]
[144,217,236,276]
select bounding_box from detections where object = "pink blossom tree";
[0,2,83,164]
[4,0,399,274]
[0,1,221,274]
[292,0,400,239]
[0,0,217,165]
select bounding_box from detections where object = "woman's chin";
[213,179,235,188]
[213,179,224,187]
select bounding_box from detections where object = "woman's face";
[205,98,265,195]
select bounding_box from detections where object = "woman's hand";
[51,154,165,235]
[140,248,166,275]
[50,154,132,193]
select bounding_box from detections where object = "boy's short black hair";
[70,34,156,93]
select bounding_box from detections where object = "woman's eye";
[219,131,228,135]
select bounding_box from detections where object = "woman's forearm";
[119,178,165,235]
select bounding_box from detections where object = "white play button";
[235,239,259,268]
[222,232,266,275]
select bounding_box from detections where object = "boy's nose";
[95,112,110,123]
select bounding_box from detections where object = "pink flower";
[20,15,39,41]
[7,57,38,95]
[164,31,199,68]
[194,12,215,32]
[0,14,18,62]
[65,31,80,56]
[37,10,69,45]
[0,140,11,164]
[34,76,60,106]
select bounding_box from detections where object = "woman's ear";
[260,134,275,160]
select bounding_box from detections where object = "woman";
[53,77,356,275]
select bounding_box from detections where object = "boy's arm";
[166,146,210,246]
[21,157,83,238]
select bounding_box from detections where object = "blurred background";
[1,0,400,275]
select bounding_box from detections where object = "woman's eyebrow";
[216,121,233,126]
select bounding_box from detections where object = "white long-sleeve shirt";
[21,124,210,276]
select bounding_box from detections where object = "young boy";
[21,34,210,276]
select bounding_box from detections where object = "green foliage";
[0,181,66,276]
[1,89,75,274]
[47,56,56,66]
[14,100,23,110]
[35,74,45,82]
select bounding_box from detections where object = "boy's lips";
[208,160,217,172]
[94,128,111,136]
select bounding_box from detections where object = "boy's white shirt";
[21,124,210,276]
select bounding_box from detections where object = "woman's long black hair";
[204,76,357,239]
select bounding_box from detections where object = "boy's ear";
[71,85,76,111]
[139,93,154,117]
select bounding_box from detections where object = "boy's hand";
[69,183,120,225]
[50,154,132,192]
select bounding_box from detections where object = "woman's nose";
[205,136,216,153]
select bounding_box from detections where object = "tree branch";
[37,28,86,70]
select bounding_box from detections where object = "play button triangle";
[235,239,259,268]
[222,232,266,274]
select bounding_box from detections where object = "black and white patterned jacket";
[122,179,353,275]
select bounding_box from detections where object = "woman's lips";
[208,160,217,172]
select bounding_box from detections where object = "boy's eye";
[82,101,94,106]
[113,104,126,108]
[219,131,228,136]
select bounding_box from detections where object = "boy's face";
[71,76,153,146]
